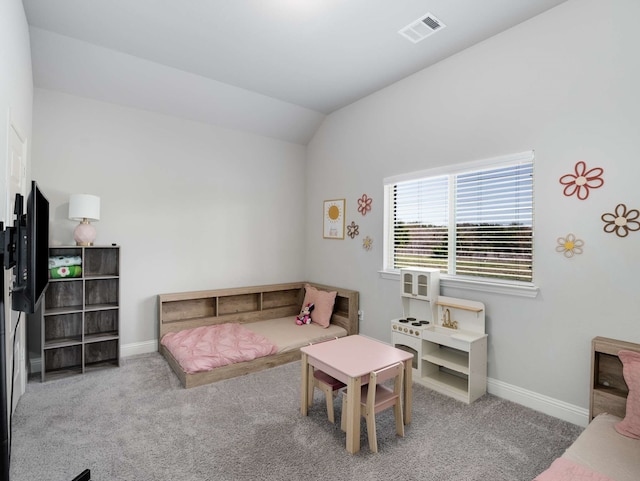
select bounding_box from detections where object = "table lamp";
[69,194,100,246]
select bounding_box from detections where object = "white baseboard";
[488,377,588,427]
[377,338,588,427]
[121,340,158,358]
[29,357,42,376]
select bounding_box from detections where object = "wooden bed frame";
[533,337,640,481]
[158,282,359,388]
[590,336,639,420]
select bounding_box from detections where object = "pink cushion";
[615,349,640,439]
[302,284,337,328]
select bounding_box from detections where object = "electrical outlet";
[358,310,364,321]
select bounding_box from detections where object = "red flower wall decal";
[559,161,604,200]
[357,194,372,216]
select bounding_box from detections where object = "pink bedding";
[534,458,614,481]
[161,323,278,374]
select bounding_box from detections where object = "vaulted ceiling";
[23,0,567,144]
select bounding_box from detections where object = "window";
[384,151,534,284]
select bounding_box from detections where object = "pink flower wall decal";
[559,161,604,200]
[357,194,372,216]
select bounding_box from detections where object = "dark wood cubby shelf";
[41,246,120,381]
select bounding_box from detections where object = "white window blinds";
[385,152,534,283]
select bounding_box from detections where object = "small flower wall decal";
[363,236,373,251]
[556,233,584,258]
[601,203,640,237]
[357,194,372,216]
[347,221,359,239]
[559,161,604,200]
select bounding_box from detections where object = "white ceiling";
[23,0,567,144]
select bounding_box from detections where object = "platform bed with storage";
[534,337,640,481]
[158,282,359,388]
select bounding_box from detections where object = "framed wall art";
[323,199,345,239]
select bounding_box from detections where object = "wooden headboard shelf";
[590,336,640,421]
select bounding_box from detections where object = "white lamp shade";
[69,194,101,222]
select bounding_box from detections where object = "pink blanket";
[161,323,278,374]
[534,458,614,481]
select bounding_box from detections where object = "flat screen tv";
[11,181,50,314]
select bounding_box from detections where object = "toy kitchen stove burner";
[391,317,431,337]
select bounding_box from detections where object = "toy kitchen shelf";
[420,295,487,404]
[391,269,487,404]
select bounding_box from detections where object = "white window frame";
[382,151,538,298]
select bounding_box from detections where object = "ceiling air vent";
[399,12,446,44]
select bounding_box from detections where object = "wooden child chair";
[341,362,404,452]
[308,338,346,424]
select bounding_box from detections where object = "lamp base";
[74,221,96,246]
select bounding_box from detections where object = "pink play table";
[300,335,413,454]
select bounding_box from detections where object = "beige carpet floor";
[9,353,582,481]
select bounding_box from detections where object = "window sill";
[379,270,539,298]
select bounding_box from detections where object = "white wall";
[0,0,33,213]
[305,0,640,423]
[26,0,640,425]
[0,0,33,411]
[31,89,307,355]
[29,27,325,146]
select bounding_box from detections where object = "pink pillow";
[301,284,337,328]
[615,349,640,439]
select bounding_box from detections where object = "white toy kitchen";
[391,267,487,403]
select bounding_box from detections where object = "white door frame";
[5,113,28,412]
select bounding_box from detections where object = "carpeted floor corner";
[9,353,583,481]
